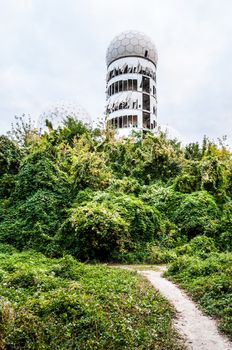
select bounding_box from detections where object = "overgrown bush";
[172,191,220,239]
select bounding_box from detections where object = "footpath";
[139,267,232,350]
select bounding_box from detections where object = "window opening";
[132,115,138,127]
[142,76,150,93]
[123,80,128,91]
[143,112,150,129]
[119,116,123,128]
[115,81,118,94]
[133,79,138,91]
[128,115,133,127]
[123,115,128,128]
[143,93,150,111]
[145,50,148,57]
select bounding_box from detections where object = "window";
[115,81,118,93]
[143,112,150,129]
[123,115,128,128]
[123,80,127,91]
[142,76,150,93]
[119,80,123,92]
[132,115,138,127]
[115,117,118,128]
[128,115,133,127]
[112,83,115,95]
[119,116,123,128]
[143,93,150,111]
[133,79,137,91]
[145,50,148,57]
[128,79,133,90]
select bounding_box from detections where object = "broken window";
[119,116,123,128]
[119,103,123,110]
[123,80,127,91]
[133,79,138,91]
[143,93,150,111]
[142,76,150,93]
[123,115,128,128]
[132,115,138,127]
[128,79,133,90]
[119,80,123,92]
[128,115,133,127]
[115,81,118,94]
[143,112,150,129]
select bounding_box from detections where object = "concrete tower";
[105,30,158,136]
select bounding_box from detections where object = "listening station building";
[105,31,158,136]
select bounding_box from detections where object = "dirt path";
[140,268,232,350]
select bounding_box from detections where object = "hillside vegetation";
[0,116,232,343]
[0,249,185,349]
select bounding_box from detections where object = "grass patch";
[0,251,185,350]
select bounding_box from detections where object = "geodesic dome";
[37,102,92,132]
[106,30,158,67]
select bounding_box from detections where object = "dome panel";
[106,30,157,66]
[122,37,130,45]
[127,44,134,52]
[131,37,139,45]
[38,102,91,132]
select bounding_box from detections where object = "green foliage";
[58,203,130,261]
[0,135,21,176]
[14,149,69,200]
[172,191,219,239]
[166,251,232,338]
[0,251,184,350]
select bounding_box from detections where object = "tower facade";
[106,31,158,136]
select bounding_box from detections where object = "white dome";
[38,101,91,132]
[106,30,158,67]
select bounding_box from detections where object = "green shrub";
[58,203,130,261]
[172,191,219,239]
[175,236,217,258]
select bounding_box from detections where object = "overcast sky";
[0,0,232,144]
